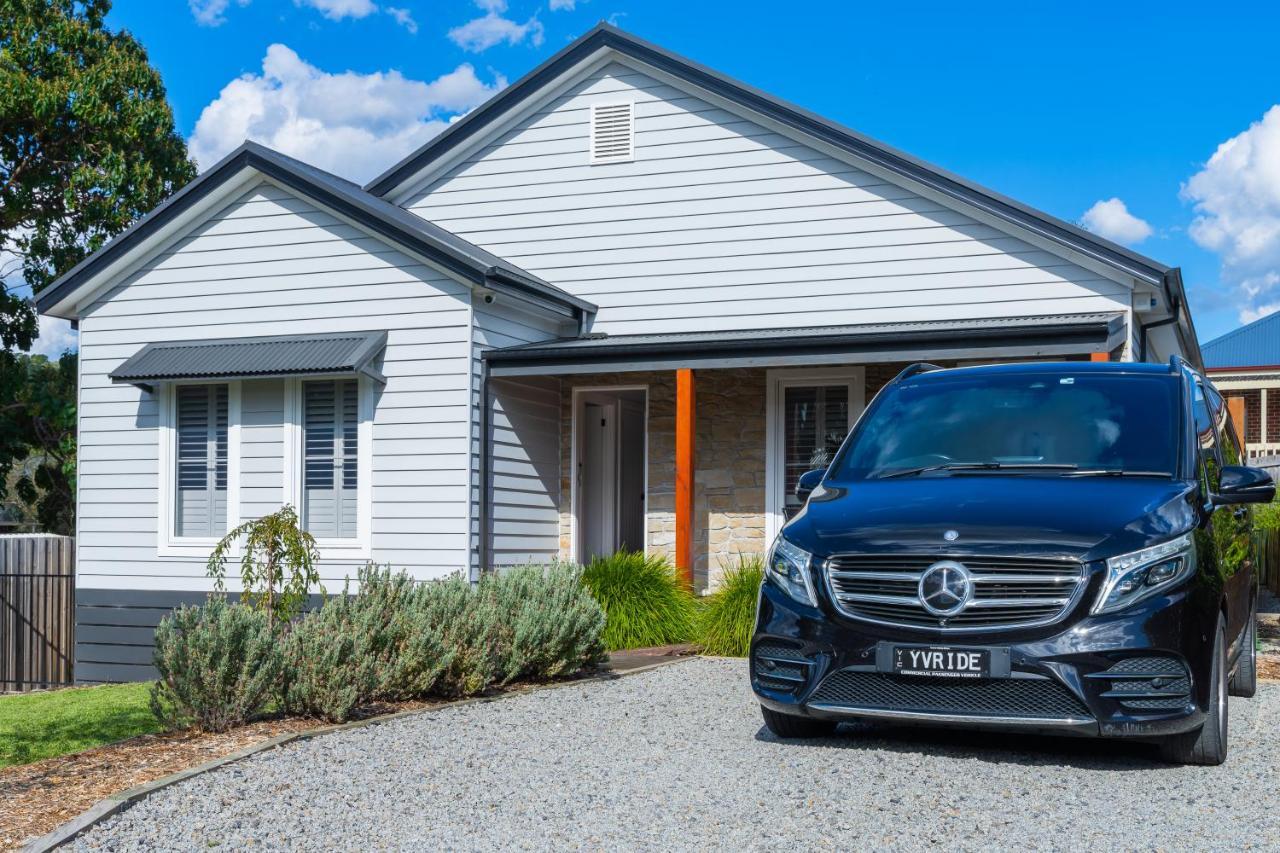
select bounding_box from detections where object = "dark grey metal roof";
[37,142,595,322]
[484,313,1127,375]
[110,331,388,388]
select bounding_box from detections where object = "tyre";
[1228,600,1257,699]
[760,704,838,739]
[1159,620,1228,766]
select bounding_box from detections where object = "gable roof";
[1202,310,1280,370]
[365,22,1201,368]
[36,141,595,322]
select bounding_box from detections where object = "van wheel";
[760,705,837,739]
[1228,601,1257,699]
[1159,620,1228,766]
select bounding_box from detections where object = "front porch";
[479,313,1127,591]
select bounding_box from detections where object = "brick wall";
[1222,390,1262,444]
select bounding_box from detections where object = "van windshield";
[833,371,1181,481]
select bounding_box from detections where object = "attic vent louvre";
[589,102,633,164]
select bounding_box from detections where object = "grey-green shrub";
[349,565,453,701]
[421,573,501,696]
[150,596,282,733]
[484,562,606,684]
[279,594,376,723]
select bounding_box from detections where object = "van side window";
[1206,384,1244,465]
[1193,382,1221,497]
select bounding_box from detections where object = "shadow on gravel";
[753,723,1172,771]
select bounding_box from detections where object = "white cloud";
[295,0,378,20]
[1079,198,1153,245]
[31,315,77,358]
[1183,105,1280,323]
[188,45,505,183]
[385,6,417,32]
[549,0,575,9]
[448,0,545,52]
[189,0,248,26]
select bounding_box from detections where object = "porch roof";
[483,312,1127,376]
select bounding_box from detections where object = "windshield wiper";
[1061,469,1171,478]
[877,462,1079,479]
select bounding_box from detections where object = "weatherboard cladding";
[76,180,475,589]
[109,331,387,384]
[404,62,1132,338]
[37,141,593,322]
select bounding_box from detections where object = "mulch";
[0,699,438,851]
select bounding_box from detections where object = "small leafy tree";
[207,505,323,632]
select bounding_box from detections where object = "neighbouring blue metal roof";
[1202,310,1280,369]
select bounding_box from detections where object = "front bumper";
[752,577,1215,739]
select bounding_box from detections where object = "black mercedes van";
[751,358,1274,765]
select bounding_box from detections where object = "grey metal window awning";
[110,331,389,390]
[483,313,1127,376]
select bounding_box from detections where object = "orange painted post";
[1090,351,1110,362]
[675,368,695,588]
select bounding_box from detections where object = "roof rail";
[1168,354,1191,375]
[891,362,944,384]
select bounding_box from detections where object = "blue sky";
[75,0,1280,349]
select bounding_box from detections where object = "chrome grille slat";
[824,553,1086,633]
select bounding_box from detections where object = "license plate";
[892,645,990,679]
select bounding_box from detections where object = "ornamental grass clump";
[696,557,764,657]
[580,550,697,650]
[150,596,282,733]
[483,562,607,684]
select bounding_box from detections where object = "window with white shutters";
[782,385,849,517]
[302,379,359,539]
[174,384,229,537]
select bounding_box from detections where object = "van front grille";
[824,554,1086,633]
[809,669,1091,720]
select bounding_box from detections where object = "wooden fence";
[0,535,75,691]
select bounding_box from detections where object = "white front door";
[580,400,618,562]
[575,388,648,562]
[765,368,866,544]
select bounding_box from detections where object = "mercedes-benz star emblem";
[918,560,972,617]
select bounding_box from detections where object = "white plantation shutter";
[303,379,359,539]
[782,385,849,516]
[174,384,228,537]
[589,102,634,163]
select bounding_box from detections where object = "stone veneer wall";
[556,363,908,592]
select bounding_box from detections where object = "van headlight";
[1092,533,1194,615]
[766,536,818,607]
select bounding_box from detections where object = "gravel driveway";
[73,658,1279,851]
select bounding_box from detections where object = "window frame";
[765,367,865,544]
[282,375,373,559]
[157,380,242,557]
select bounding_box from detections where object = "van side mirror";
[795,468,826,504]
[1213,465,1276,505]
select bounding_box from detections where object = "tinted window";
[834,372,1180,480]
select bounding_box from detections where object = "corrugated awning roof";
[483,313,1127,376]
[110,331,388,389]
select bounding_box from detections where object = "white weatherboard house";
[39,25,1202,682]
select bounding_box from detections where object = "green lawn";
[0,682,161,768]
